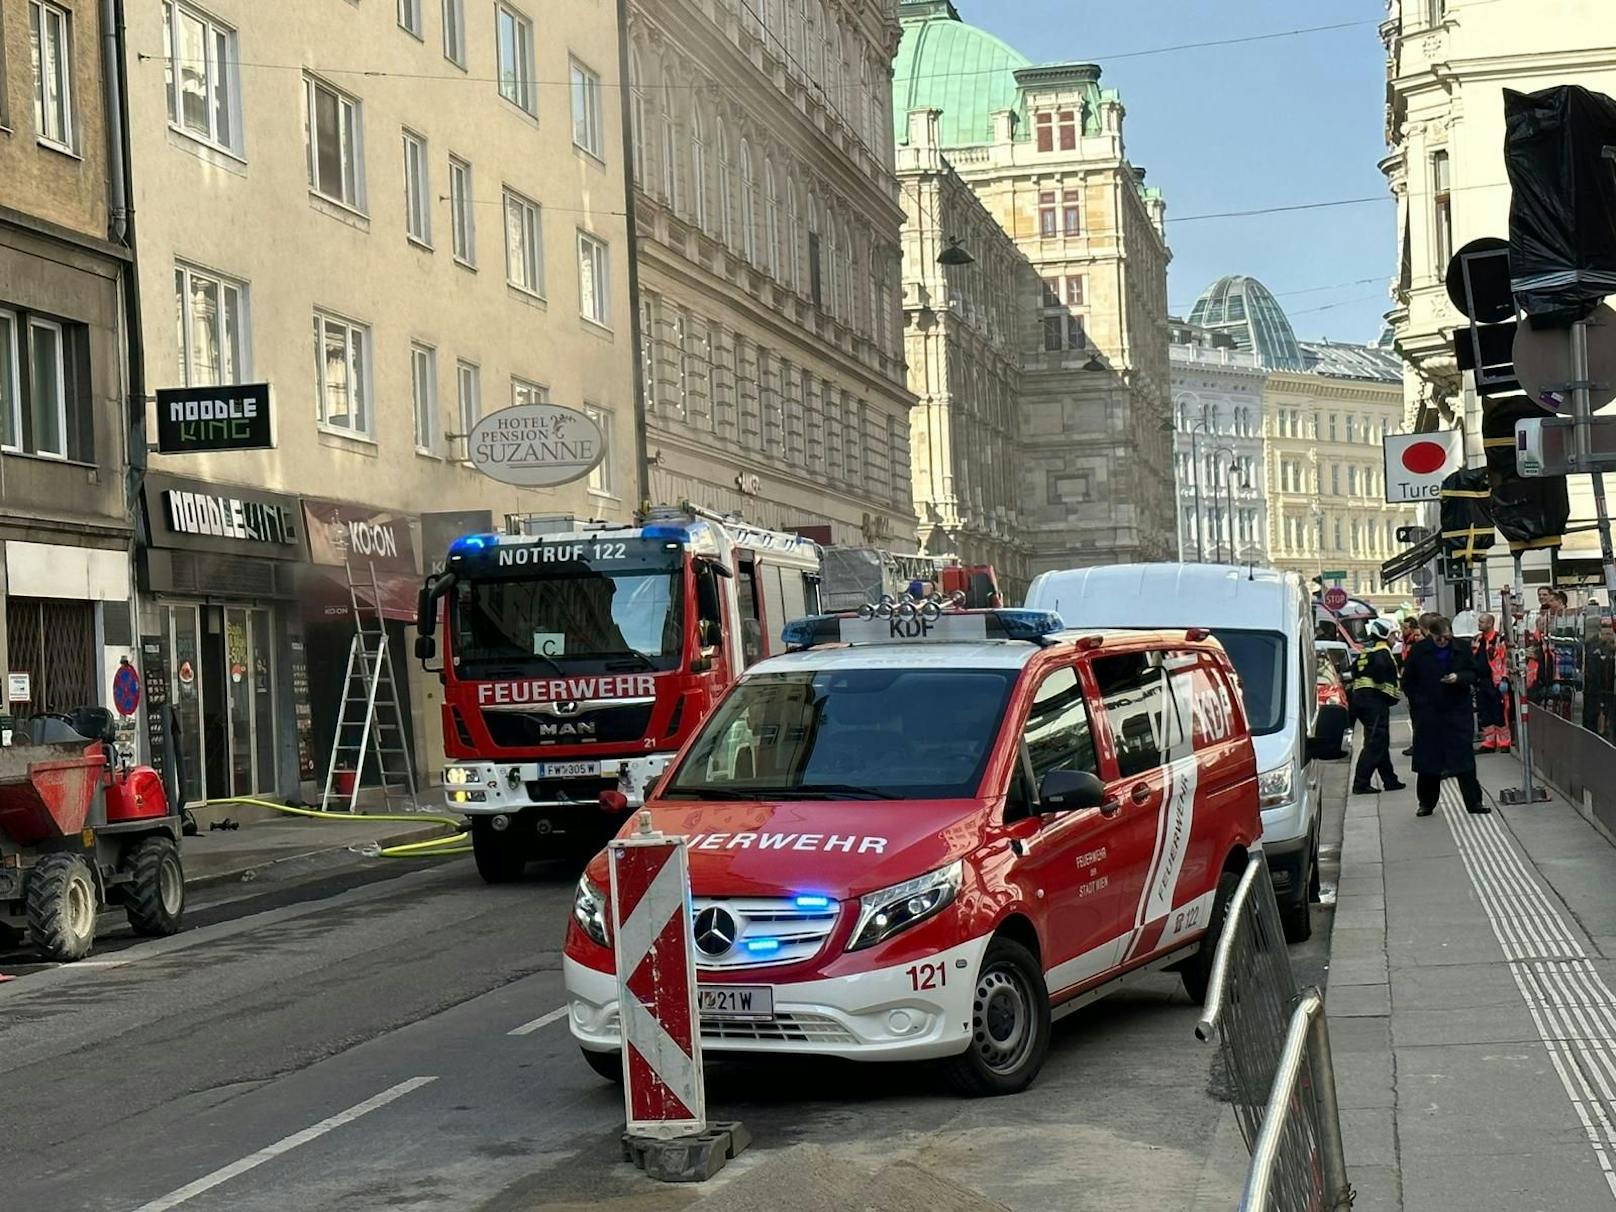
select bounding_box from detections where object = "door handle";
[1099,798,1122,818]
[1129,782,1153,807]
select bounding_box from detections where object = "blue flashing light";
[993,609,1066,641]
[782,615,840,650]
[450,533,497,555]
[793,894,832,910]
[641,523,690,543]
[744,937,782,955]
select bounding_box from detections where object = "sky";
[956,0,1395,345]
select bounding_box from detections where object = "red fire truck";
[415,506,822,882]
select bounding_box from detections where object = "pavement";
[0,770,1349,1212]
[1329,717,1616,1211]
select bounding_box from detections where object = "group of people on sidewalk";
[1349,612,1497,818]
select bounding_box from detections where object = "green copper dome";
[894,1,1030,148]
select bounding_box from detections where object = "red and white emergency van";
[414,505,822,882]
[563,605,1262,1095]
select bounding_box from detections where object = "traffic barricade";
[1196,857,1352,1210]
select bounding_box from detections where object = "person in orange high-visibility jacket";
[1474,613,1510,752]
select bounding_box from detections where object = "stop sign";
[1323,587,1349,612]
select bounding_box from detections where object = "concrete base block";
[622,1121,751,1183]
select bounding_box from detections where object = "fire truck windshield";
[449,543,686,676]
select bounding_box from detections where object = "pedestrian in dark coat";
[1402,616,1489,817]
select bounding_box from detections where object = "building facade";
[0,0,137,724]
[125,0,635,799]
[897,109,1032,598]
[1169,326,1268,566]
[1382,0,1616,582]
[626,0,917,549]
[893,0,1176,572]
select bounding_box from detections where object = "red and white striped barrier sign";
[608,824,705,1139]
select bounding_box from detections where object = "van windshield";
[1210,629,1287,734]
[663,668,1018,801]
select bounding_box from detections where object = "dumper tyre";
[580,1048,624,1084]
[26,852,97,962]
[125,836,185,937]
[944,935,1050,1097]
[472,820,528,884]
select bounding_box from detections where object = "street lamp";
[1210,443,1239,564]
[1174,391,1214,562]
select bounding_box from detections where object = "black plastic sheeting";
[1491,471,1571,553]
[1481,393,1557,475]
[1505,85,1616,326]
[1440,468,1497,561]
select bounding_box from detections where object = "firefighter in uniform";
[1351,618,1407,795]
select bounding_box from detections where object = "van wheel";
[944,937,1050,1097]
[471,820,527,884]
[580,1048,624,1084]
[1308,833,1322,903]
[1281,885,1314,944]
[1181,869,1241,1006]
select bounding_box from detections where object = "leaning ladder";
[320,561,418,813]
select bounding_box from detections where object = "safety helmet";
[1366,618,1395,642]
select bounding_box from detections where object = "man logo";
[693,906,737,958]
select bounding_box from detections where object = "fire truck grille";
[481,703,654,748]
[691,897,840,970]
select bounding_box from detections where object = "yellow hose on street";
[200,797,472,857]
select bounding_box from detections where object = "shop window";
[6,597,95,713]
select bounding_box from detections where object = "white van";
[1024,564,1321,942]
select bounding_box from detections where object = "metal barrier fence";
[1197,857,1353,1210]
[1530,704,1616,837]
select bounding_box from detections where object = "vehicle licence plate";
[538,760,600,779]
[698,986,774,1021]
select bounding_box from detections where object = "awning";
[297,564,422,623]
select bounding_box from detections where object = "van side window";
[1094,653,1169,778]
[1023,666,1097,780]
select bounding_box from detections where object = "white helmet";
[1366,618,1395,641]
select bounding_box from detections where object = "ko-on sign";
[155,384,274,454]
[467,403,605,488]
[1383,431,1463,503]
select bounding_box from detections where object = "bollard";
[608,825,749,1182]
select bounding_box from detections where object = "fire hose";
[200,797,471,857]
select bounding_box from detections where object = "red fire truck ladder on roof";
[321,562,418,813]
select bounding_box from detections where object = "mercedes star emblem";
[693,906,737,958]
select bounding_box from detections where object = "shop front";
[138,473,311,805]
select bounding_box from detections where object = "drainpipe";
[616,0,651,516]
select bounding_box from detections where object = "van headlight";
[1258,764,1294,809]
[847,861,963,952]
[573,875,610,947]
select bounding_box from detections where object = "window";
[1038,191,1057,238]
[29,1,73,150]
[455,360,480,445]
[1432,150,1453,273]
[512,377,547,407]
[1426,0,1445,25]
[1035,112,1053,153]
[577,231,610,326]
[629,50,647,185]
[304,75,363,209]
[411,343,437,451]
[313,312,371,436]
[1328,412,1338,441]
[496,3,536,115]
[449,156,474,265]
[1331,465,1340,495]
[740,140,757,263]
[503,189,544,295]
[0,313,17,450]
[690,107,709,231]
[1066,314,1086,351]
[174,262,246,386]
[1348,466,1358,495]
[162,2,238,153]
[1058,109,1077,150]
[1063,191,1082,236]
[570,59,603,157]
[403,130,431,245]
[1346,414,1357,443]
[442,0,466,66]
[1043,315,1064,353]
[586,403,613,495]
[765,161,781,278]
[398,0,423,37]
[1095,653,1170,778]
[717,118,735,247]
[639,294,658,412]
[1022,666,1098,781]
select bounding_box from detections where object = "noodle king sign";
[467,403,605,488]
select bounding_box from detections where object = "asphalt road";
[0,762,1347,1212]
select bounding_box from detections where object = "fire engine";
[415,505,822,882]
[820,547,1005,612]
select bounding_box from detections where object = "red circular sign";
[1401,440,1448,475]
[1323,587,1349,612]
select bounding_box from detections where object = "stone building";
[897,109,1033,598]
[0,0,137,718]
[626,0,917,548]
[892,0,1176,572]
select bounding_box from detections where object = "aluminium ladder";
[320,561,419,813]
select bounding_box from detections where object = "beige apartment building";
[126,0,634,800]
[897,109,1033,598]
[1383,0,1616,586]
[893,0,1176,571]
[626,0,917,548]
[0,0,138,721]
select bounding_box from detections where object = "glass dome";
[1187,276,1306,371]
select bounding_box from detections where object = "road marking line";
[509,1005,569,1036]
[130,1076,438,1212]
[1439,786,1616,1201]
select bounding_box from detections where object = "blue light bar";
[744,938,782,955]
[450,533,497,555]
[994,610,1066,641]
[782,608,1067,650]
[641,523,689,543]
[793,894,832,910]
